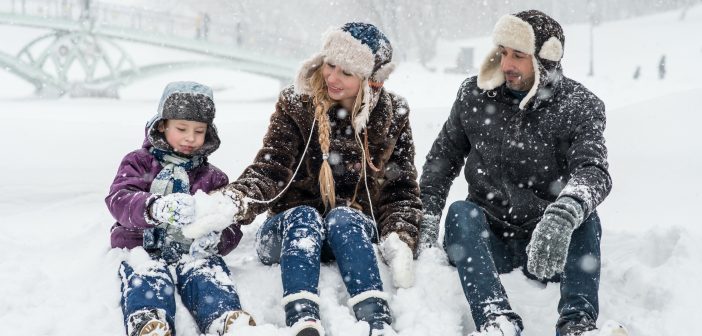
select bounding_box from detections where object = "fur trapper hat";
[478,10,565,109]
[147,81,221,156]
[294,22,395,133]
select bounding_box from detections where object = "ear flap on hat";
[538,36,564,62]
[294,53,325,96]
[477,47,506,90]
[519,56,542,110]
[371,62,396,83]
[354,78,372,133]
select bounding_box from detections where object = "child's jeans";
[119,254,242,335]
[255,205,383,300]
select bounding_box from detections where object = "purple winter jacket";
[105,139,243,256]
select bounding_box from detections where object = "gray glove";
[526,196,585,279]
[418,213,440,251]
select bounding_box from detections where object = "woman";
[218,22,421,336]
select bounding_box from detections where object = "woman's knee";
[284,205,324,232]
[256,237,280,265]
[325,207,371,240]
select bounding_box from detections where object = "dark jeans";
[119,255,242,335]
[256,205,383,298]
[443,200,601,331]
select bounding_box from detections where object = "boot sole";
[140,320,171,336]
[296,328,321,336]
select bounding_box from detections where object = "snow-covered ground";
[1,6,701,336]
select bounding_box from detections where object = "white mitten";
[380,232,415,288]
[181,190,242,239]
[149,193,195,227]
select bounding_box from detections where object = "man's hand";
[380,232,415,288]
[526,196,585,279]
[149,193,196,227]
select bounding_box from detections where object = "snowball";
[181,190,238,239]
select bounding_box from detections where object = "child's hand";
[150,193,196,227]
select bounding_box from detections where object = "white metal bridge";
[0,0,306,97]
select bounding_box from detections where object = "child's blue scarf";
[148,147,204,195]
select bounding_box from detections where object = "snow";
[183,191,239,239]
[1,5,702,336]
[379,232,415,289]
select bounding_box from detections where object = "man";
[419,10,611,336]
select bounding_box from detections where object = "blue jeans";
[443,200,601,331]
[256,205,383,298]
[119,255,242,335]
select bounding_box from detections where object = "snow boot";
[208,310,256,335]
[289,318,325,336]
[283,292,325,336]
[469,315,522,336]
[556,317,597,336]
[369,323,398,336]
[350,292,394,336]
[126,308,171,336]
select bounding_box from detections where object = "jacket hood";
[146,81,221,157]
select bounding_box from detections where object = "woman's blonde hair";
[308,66,365,209]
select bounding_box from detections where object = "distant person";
[419,10,611,336]
[211,22,421,336]
[658,54,666,79]
[106,82,255,336]
[202,13,211,40]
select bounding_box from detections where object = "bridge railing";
[2,0,82,19]
[0,0,317,60]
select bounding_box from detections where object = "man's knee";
[444,200,488,240]
[443,201,491,265]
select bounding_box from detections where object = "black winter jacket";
[420,75,611,239]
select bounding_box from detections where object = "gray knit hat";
[478,10,565,109]
[147,81,221,156]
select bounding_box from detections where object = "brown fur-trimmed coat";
[223,86,422,252]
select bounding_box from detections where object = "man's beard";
[504,71,535,91]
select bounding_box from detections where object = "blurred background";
[1,0,700,99]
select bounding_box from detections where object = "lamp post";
[587,0,598,77]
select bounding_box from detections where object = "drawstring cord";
[354,129,379,239]
[243,107,379,241]
[245,118,317,205]
[363,130,381,173]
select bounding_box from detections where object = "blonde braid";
[310,69,336,209]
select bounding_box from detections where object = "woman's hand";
[380,232,415,288]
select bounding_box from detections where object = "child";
[106,81,255,336]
